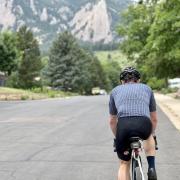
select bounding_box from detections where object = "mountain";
[0,0,132,49]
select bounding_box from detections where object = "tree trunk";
[165,77,168,88]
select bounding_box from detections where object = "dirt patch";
[0,94,21,100]
[0,90,46,100]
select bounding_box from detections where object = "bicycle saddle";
[129,137,141,149]
[129,137,141,142]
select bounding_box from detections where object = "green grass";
[0,87,27,94]
[95,50,135,68]
[0,87,77,101]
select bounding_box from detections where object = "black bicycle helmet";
[120,67,141,81]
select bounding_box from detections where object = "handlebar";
[153,135,158,150]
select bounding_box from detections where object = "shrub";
[47,91,56,98]
[161,87,179,94]
[5,72,19,88]
[147,77,166,90]
[21,95,29,100]
[31,87,43,93]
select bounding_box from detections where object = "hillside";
[0,0,132,49]
[95,50,135,68]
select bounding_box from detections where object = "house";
[168,78,180,88]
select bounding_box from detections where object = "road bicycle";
[114,135,158,180]
[130,137,145,180]
[130,136,158,180]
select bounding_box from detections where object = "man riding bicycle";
[109,67,157,180]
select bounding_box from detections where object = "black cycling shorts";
[115,116,152,161]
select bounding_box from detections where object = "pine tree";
[48,31,75,90]
[17,25,42,88]
[48,32,84,92]
[47,31,107,94]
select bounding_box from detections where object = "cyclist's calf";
[143,135,156,156]
[118,160,131,180]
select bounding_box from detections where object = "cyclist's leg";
[144,135,156,170]
[144,135,155,156]
[144,135,157,179]
[118,160,131,180]
[116,118,132,180]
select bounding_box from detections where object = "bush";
[161,87,179,94]
[31,87,43,93]
[30,87,50,94]
[5,72,19,88]
[48,91,56,98]
[147,77,166,90]
[21,95,29,100]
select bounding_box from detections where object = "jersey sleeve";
[109,93,117,115]
[149,91,156,112]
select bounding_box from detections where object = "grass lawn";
[0,87,77,101]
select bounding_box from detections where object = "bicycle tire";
[132,158,138,180]
[135,167,142,180]
[132,157,143,180]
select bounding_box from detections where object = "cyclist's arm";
[109,115,118,137]
[150,111,158,133]
[109,93,118,137]
[149,91,158,133]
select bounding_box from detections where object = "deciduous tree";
[0,32,19,75]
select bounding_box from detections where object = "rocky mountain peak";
[70,0,112,43]
[0,0,132,49]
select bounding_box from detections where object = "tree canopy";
[17,25,42,88]
[47,31,108,94]
[0,32,20,75]
[144,0,180,79]
[117,0,180,86]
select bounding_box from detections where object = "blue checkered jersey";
[109,83,156,118]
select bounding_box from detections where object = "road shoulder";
[155,93,180,131]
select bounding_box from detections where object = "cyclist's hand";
[153,135,158,150]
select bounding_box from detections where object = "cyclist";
[109,67,157,180]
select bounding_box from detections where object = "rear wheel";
[132,158,137,180]
[132,157,142,180]
[135,167,142,180]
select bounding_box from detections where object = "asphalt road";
[0,96,180,180]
